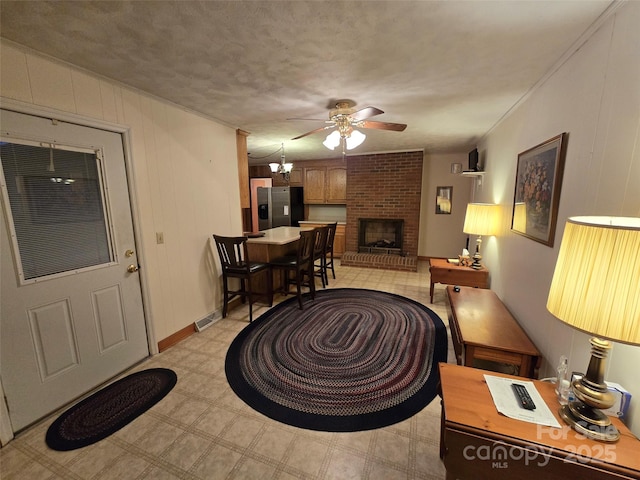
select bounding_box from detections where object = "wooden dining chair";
[312,225,330,288]
[270,228,317,309]
[324,222,338,283]
[213,235,272,322]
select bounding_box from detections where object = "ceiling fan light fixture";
[323,130,341,150]
[291,101,406,153]
[346,129,366,150]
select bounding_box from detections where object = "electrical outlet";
[156,232,164,244]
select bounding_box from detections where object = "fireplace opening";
[358,218,404,255]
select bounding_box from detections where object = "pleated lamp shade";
[546,216,640,345]
[463,203,501,236]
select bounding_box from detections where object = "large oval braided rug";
[225,288,447,431]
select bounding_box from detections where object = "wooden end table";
[446,285,541,378]
[439,363,640,480]
[429,258,489,303]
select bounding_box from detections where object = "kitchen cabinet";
[333,223,346,257]
[249,165,271,178]
[272,167,303,186]
[249,165,303,187]
[303,167,325,203]
[304,166,346,204]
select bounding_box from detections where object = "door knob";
[127,264,139,273]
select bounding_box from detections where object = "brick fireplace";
[341,151,423,271]
[358,218,404,254]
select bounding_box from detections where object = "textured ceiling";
[0,1,613,164]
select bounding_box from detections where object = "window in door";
[0,140,114,283]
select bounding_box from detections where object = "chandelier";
[269,143,293,178]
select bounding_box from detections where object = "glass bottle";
[555,355,570,405]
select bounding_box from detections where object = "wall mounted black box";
[469,148,479,171]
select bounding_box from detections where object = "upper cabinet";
[250,159,346,203]
[303,167,326,203]
[273,167,303,186]
[326,167,347,203]
[248,165,303,186]
[304,166,346,204]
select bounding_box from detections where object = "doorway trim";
[0,97,158,445]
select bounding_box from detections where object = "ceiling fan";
[290,100,407,152]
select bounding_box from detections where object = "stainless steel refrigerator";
[257,186,304,230]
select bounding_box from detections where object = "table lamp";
[547,216,640,442]
[463,203,501,269]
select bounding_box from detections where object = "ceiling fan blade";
[359,120,407,132]
[287,117,329,122]
[291,125,334,140]
[349,106,384,121]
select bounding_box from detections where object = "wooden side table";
[446,285,541,378]
[439,363,640,480]
[429,258,489,303]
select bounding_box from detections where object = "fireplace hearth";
[358,218,404,255]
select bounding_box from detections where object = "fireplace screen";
[358,218,404,255]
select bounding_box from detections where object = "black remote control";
[511,383,536,410]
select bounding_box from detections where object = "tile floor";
[1,261,456,480]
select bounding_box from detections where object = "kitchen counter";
[246,226,301,246]
[246,227,301,292]
[298,220,346,225]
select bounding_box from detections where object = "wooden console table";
[439,363,640,480]
[429,258,489,303]
[446,286,541,378]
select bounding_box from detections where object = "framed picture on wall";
[435,186,453,214]
[511,133,568,246]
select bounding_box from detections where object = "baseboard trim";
[157,307,228,352]
[158,324,195,353]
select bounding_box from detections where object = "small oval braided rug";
[45,368,177,451]
[225,288,447,431]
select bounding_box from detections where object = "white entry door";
[0,109,149,432]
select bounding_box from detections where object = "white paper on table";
[484,374,562,428]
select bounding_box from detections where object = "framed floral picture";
[511,133,568,246]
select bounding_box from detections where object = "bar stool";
[324,222,338,283]
[312,225,329,288]
[213,234,272,322]
[270,228,317,309]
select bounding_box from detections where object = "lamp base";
[558,400,620,442]
[557,338,620,443]
[470,236,483,269]
[470,253,482,270]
